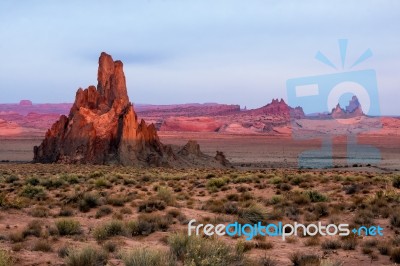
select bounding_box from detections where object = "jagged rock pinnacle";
[33,52,229,168]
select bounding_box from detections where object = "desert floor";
[0,133,399,265]
[0,132,399,171]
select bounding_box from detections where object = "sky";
[0,0,399,115]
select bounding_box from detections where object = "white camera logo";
[286,39,381,168]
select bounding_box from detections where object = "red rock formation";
[345,96,361,113]
[160,117,222,132]
[33,52,229,167]
[331,96,364,119]
[34,53,169,166]
[249,98,305,119]
[137,103,240,117]
[214,151,230,166]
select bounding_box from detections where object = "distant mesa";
[249,98,305,119]
[19,100,33,106]
[34,52,228,167]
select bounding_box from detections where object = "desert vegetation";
[0,163,399,265]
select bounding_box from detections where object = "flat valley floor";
[0,132,399,265]
[1,132,399,171]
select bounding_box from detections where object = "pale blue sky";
[0,1,399,114]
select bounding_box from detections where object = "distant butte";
[331,96,364,119]
[33,52,229,167]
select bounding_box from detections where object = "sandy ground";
[0,132,399,172]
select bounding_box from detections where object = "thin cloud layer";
[0,0,399,114]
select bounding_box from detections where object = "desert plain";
[0,128,399,266]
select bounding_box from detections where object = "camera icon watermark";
[287,39,381,168]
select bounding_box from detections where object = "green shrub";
[258,256,278,266]
[59,207,74,217]
[32,239,52,252]
[60,174,80,184]
[321,239,341,250]
[20,185,46,199]
[269,195,282,205]
[353,210,374,227]
[311,203,329,218]
[29,206,49,217]
[93,220,126,241]
[41,177,65,189]
[103,241,118,253]
[106,195,126,206]
[89,171,104,178]
[378,242,391,255]
[23,220,42,237]
[238,203,267,223]
[156,186,176,206]
[390,212,400,228]
[5,175,19,183]
[138,199,166,213]
[168,233,190,260]
[305,190,328,202]
[341,235,357,250]
[393,175,400,189]
[127,214,172,236]
[121,248,175,266]
[56,219,82,236]
[95,178,110,188]
[291,176,304,186]
[78,193,99,212]
[269,176,282,184]
[95,206,113,218]
[290,252,320,266]
[26,177,40,186]
[65,246,108,266]
[233,175,254,184]
[291,192,311,205]
[0,250,13,266]
[8,231,24,243]
[206,178,227,190]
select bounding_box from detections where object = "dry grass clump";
[65,246,108,266]
[0,249,13,266]
[290,252,320,266]
[78,192,100,212]
[168,232,243,265]
[127,213,172,236]
[238,203,267,224]
[95,206,113,218]
[121,248,175,266]
[55,219,82,236]
[391,247,400,263]
[321,239,341,250]
[138,199,166,213]
[93,220,126,241]
[32,239,53,252]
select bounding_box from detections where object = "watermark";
[188,219,383,241]
[286,39,381,168]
